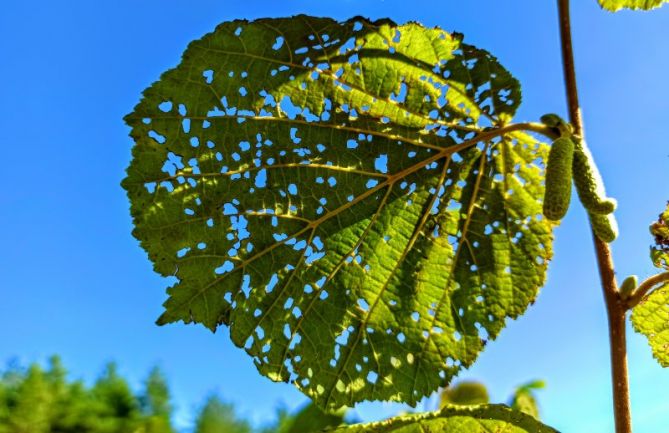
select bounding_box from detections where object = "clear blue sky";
[1,0,668,431]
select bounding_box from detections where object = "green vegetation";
[120,1,669,431]
[124,14,554,412]
[0,357,548,433]
[0,357,303,433]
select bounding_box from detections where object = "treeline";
[0,357,343,433]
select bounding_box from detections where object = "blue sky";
[1,0,668,431]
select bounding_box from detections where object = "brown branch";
[557,1,632,432]
[626,271,669,309]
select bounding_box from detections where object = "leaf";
[509,381,544,420]
[511,391,540,420]
[326,404,559,433]
[631,283,669,367]
[123,15,554,409]
[650,202,669,270]
[598,0,667,10]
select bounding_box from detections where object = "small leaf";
[598,0,667,10]
[650,202,669,270]
[327,404,559,433]
[123,15,554,409]
[631,282,669,367]
[509,380,545,420]
[511,392,540,420]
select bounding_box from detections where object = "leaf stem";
[521,122,561,140]
[556,1,632,432]
[626,271,669,309]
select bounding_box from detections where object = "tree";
[122,1,669,432]
[260,402,347,433]
[193,395,251,433]
[6,365,51,433]
[139,367,175,433]
[89,363,141,433]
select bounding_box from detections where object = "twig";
[626,271,669,309]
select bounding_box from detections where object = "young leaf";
[123,16,554,409]
[631,283,669,367]
[598,0,668,11]
[650,202,669,270]
[326,404,558,433]
[509,380,545,420]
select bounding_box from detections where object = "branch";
[626,271,669,309]
[521,122,561,140]
[557,1,631,432]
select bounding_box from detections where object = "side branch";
[626,271,669,309]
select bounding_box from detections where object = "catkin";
[589,212,619,243]
[543,137,574,221]
[572,139,617,215]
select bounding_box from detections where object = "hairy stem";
[626,271,669,309]
[556,1,632,432]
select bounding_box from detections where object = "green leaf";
[631,283,669,367]
[326,405,558,433]
[509,380,545,420]
[598,0,667,11]
[650,202,669,270]
[123,15,554,409]
[511,392,540,420]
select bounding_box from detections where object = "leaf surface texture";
[598,0,667,10]
[632,202,669,367]
[123,15,553,408]
[632,283,669,367]
[327,405,558,433]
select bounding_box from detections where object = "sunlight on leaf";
[632,202,669,367]
[327,404,558,432]
[598,0,667,10]
[123,15,554,409]
[631,283,669,367]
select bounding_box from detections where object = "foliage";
[0,358,176,433]
[327,404,556,433]
[119,1,669,431]
[123,14,555,410]
[509,380,545,420]
[140,367,175,433]
[631,285,669,367]
[598,0,668,11]
[440,380,544,420]
[193,395,252,433]
[650,203,669,270]
[631,203,669,367]
[260,402,347,433]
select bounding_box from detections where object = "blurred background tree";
[0,357,541,432]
